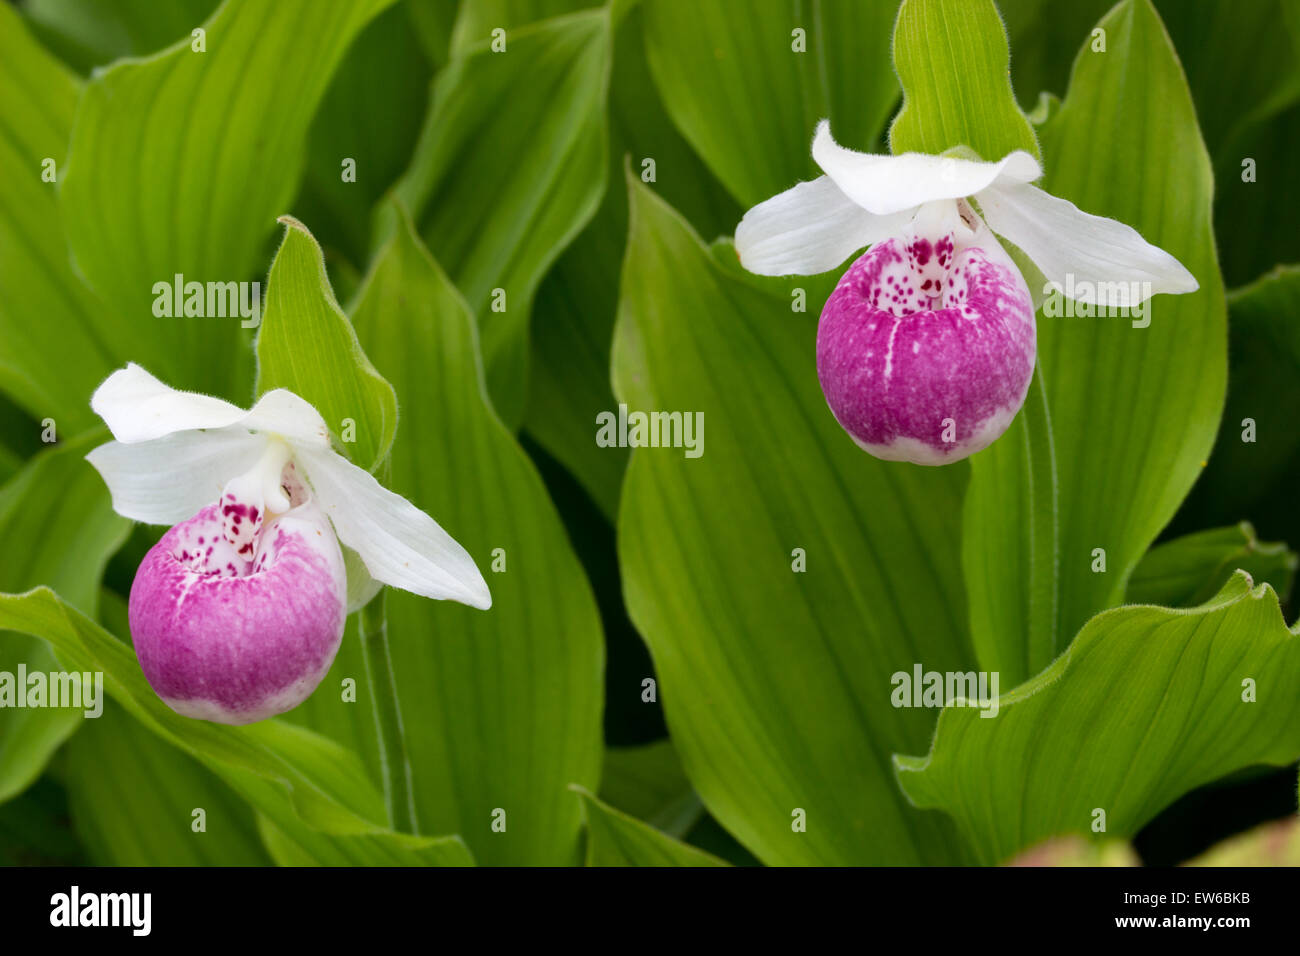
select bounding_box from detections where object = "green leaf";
[1213,103,1300,288]
[896,573,1300,864]
[353,593,418,833]
[1003,0,1300,286]
[21,0,219,74]
[255,216,398,469]
[277,616,383,792]
[449,0,594,56]
[0,414,27,484]
[294,3,434,269]
[522,205,629,520]
[253,809,473,867]
[814,0,907,154]
[60,700,272,865]
[1154,0,1300,160]
[0,432,126,629]
[350,204,604,865]
[406,0,458,69]
[1127,523,1296,608]
[524,5,741,519]
[613,177,974,865]
[1002,0,1300,145]
[0,587,470,865]
[574,786,728,867]
[0,432,129,804]
[888,0,1040,159]
[59,0,397,402]
[389,8,612,428]
[1178,266,1300,546]
[961,372,1059,684]
[644,0,900,208]
[1000,0,1114,109]
[599,740,703,838]
[607,5,743,243]
[0,5,116,431]
[1031,0,1226,641]
[0,777,86,865]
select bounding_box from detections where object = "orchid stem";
[359,589,419,834]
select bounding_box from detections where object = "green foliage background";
[0,0,1297,866]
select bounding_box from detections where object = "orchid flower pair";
[87,364,489,725]
[735,122,1198,464]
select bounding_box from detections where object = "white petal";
[735,176,914,276]
[92,364,248,443]
[811,120,1042,216]
[976,181,1199,306]
[242,389,332,450]
[86,429,268,525]
[295,446,491,610]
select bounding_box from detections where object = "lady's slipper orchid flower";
[85,364,490,725]
[735,121,1198,464]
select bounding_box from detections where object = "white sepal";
[91,363,332,449]
[812,120,1041,216]
[85,428,268,525]
[735,176,914,276]
[975,181,1199,306]
[92,364,249,443]
[296,446,492,610]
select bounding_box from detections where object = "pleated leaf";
[389,8,612,427]
[59,0,396,402]
[644,0,900,209]
[0,433,129,804]
[0,587,471,865]
[575,786,728,867]
[350,205,604,865]
[897,573,1300,864]
[255,216,398,470]
[613,176,974,865]
[0,5,116,431]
